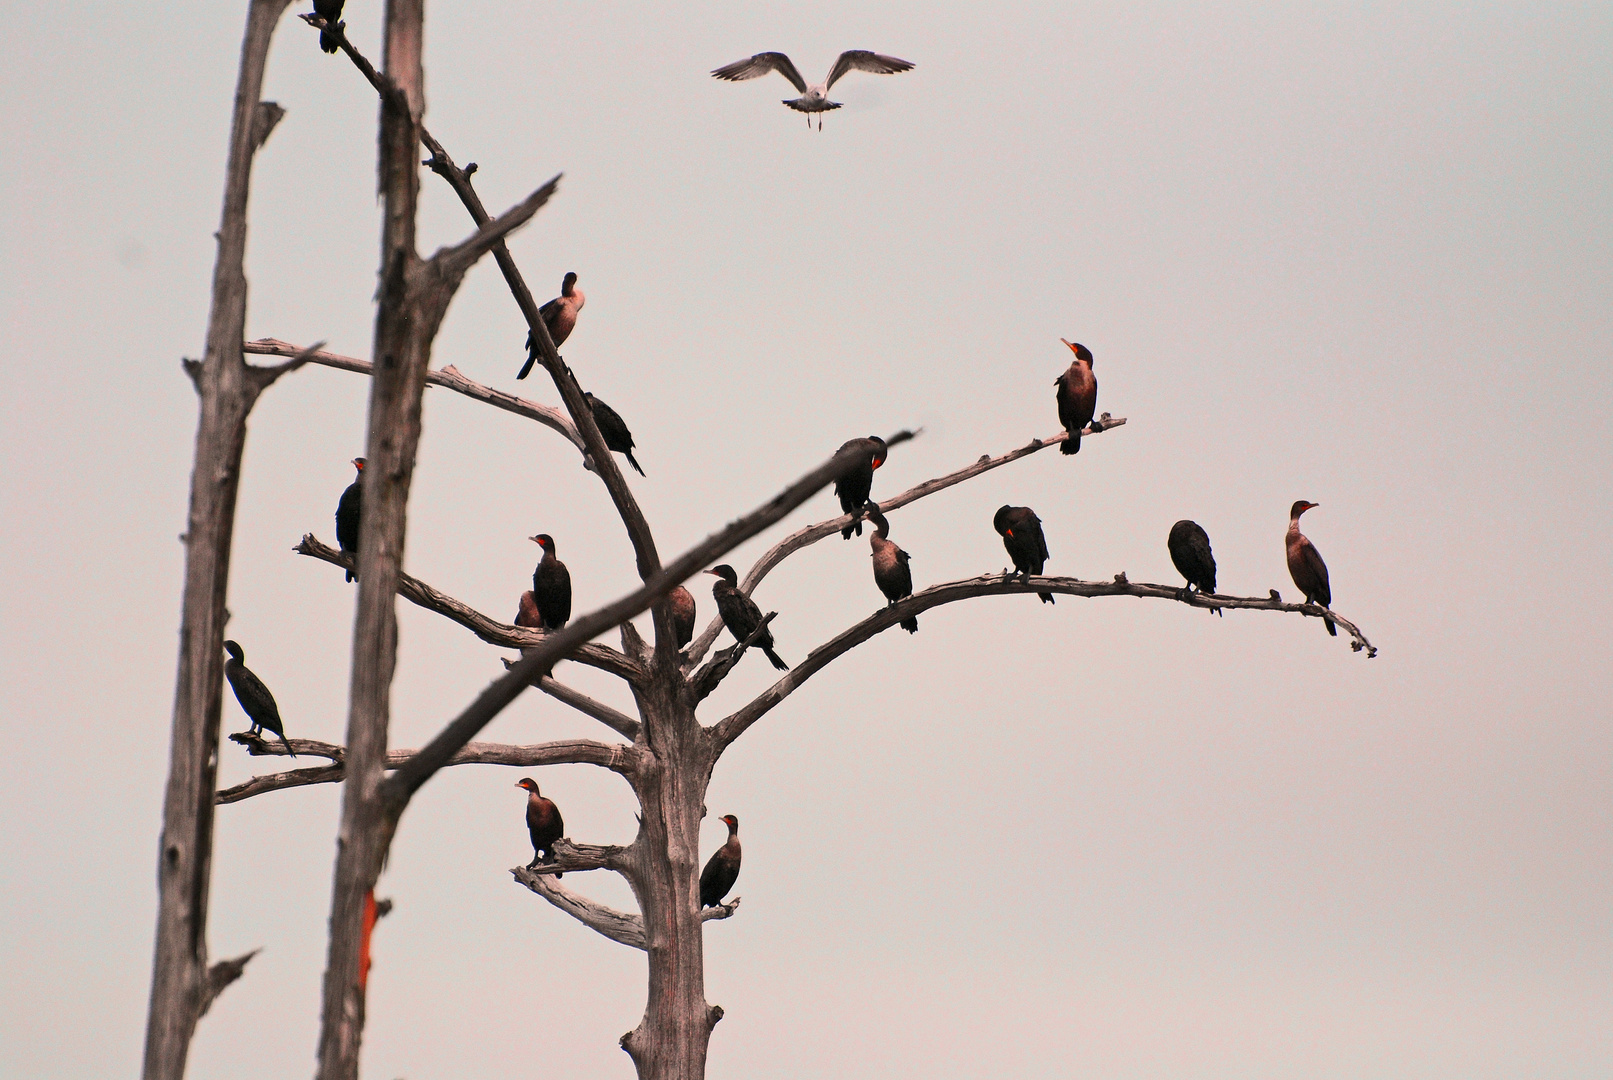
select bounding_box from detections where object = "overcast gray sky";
[2,2,1609,1078]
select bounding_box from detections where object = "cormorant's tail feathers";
[1324,616,1337,636]
[763,646,790,671]
[625,452,646,477]
[1061,432,1080,454]
[900,616,918,634]
[1039,592,1055,604]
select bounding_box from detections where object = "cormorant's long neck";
[1287,516,1303,541]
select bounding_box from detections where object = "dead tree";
[153,3,1377,1079]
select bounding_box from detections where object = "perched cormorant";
[711,51,915,129]
[668,585,697,649]
[1286,501,1336,636]
[865,503,917,633]
[1055,339,1098,455]
[530,534,572,631]
[335,456,365,583]
[700,814,741,908]
[1167,519,1218,603]
[584,392,645,476]
[514,591,543,629]
[223,640,294,756]
[517,272,584,380]
[834,436,888,539]
[312,0,345,53]
[706,565,789,670]
[994,505,1054,603]
[515,778,564,876]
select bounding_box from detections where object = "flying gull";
[711,50,915,129]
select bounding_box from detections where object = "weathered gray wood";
[142,4,295,1079]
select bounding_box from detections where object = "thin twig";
[683,420,1127,666]
[711,571,1376,751]
[245,339,584,454]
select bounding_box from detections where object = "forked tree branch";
[374,431,917,808]
[509,868,741,950]
[245,339,584,453]
[684,419,1126,665]
[215,736,637,805]
[711,571,1376,751]
[198,949,262,1019]
[294,534,644,683]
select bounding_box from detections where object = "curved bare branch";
[216,737,638,805]
[245,339,583,454]
[509,869,742,951]
[495,659,642,740]
[519,837,635,876]
[711,571,1376,751]
[294,534,643,683]
[684,419,1127,665]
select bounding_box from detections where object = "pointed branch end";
[198,947,261,1018]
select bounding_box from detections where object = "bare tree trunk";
[143,3,294,1078]
[314,2,434,1075]
[620,669,721,1079]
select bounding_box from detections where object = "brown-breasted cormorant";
[669,585,697,649]
[584,392,645,476]
[312,0,345,53]
[865,503,917,633]
[223,640,295,756]
[994,505,1054,603]
[700,814,741,908]
[518,272,584,380]
[706,565,789,670]
[834,436,888,539]
[335,456,365,582]
[515,777,564,876]
[530,534,572,631]
[1167,519,1218,602]
[1286,501,1336,636]
[1055,339,1098,455]
[514,591,543,629]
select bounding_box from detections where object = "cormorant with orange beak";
[1055,339,1098,455]
[335,457,365,582]
[223,640,295,756]
[994,505,1054,603]
[706,565,789,670]
[834,436,888,539]
[530,534,572,631]
[1167,520,1218,607]
[700,814,741,908]
[1286,501,1337,636]
[668,585,697,650]
[865,503,917,633]
[515,778,564,875]
[518,272,584,380]
[584,391,646,476]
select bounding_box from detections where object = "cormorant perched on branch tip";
[1286,501,1337,636]
[1055,339,1098,455]
[335,457,365,582]
[223,640,295,756]
[700,814,741,907]
[515,778,564,876]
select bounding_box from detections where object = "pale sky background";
[2,2,1609,1078]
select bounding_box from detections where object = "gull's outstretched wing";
[712,52,809,94]
[825,50,915,90]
